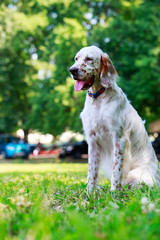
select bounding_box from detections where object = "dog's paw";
[111,183,122,191]
[87,182,94,195]
[110,185,116,191]
[87,182,102,194]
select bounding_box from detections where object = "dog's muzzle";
[73,75,95,92]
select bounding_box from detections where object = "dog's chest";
[80,97,113,138]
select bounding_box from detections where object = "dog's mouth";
[74,76,95,92]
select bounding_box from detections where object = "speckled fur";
[70,46,160,194]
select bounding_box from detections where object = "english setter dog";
[70,45,160,193]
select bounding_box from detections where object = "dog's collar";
[87,87,105,99]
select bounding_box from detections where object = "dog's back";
[122,101,160,186]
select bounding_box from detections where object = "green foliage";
[0,162,160,239]
[0,0,160,135]
[0,2,48,133]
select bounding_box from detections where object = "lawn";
[0,162,160,240]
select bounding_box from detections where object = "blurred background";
[0,0,160,160]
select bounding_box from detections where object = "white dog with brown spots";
[70,45,160,194]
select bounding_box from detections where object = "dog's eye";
[75,57,78,61]
[86,57,93,61]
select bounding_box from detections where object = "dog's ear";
[100,53,117,87]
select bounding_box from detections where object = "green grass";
[0,162,160,240]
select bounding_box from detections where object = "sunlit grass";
[0,163,88,174]
[0,162,160,240]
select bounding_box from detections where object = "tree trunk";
[23,129,29,143]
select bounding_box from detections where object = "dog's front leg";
[87,140,100,194]
[111,134,126,190]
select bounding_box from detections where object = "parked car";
[0,134,35,159]
[59,140,88,159]
[31,143,61,158]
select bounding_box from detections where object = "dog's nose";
[70,67,78,75]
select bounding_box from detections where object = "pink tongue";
[74,80,86,92]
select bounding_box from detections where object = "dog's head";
[70,45,117,91]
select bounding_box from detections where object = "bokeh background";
[0,0,160,142]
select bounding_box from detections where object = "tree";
[0,1,49,138]
[1,0,160,138]
[27,18,87,135]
